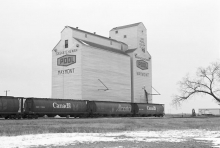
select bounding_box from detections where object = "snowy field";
[1,129,220,148]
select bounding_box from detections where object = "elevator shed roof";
[110,22,143,31]
[74,38,129,56]
[67,26,127,45]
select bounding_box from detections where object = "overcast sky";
[0,0,219,113]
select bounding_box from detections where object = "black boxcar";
[88,101,133,117]
[133,103,164,117]
[24,98,88,118]
[0,96,23,119]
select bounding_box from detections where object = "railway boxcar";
[88,101,133,117]
[24,98,88,118]
[0,96,23,119]
[133,103,164,117]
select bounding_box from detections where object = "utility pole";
[4,90,10,96]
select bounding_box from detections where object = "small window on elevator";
[115,30,118,34]
[65,40,68,48]
[124,35,127,38]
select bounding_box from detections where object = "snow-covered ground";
[1,130,220,148]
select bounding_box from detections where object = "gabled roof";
[52,40,61,51]
[66,26,127,45]
[74,38,129,56]
[110,22,143,31]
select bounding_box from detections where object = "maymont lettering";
[137,72,149,77]
[57,55,76,66]
[116,104,131,112]
[53,102,71,108]
[147,106,156,110]
[56,49,78,56]
[58,68,75,75]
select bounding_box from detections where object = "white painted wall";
[132,51,152,103]
[52,27,131,102]
[52,23,152,103]
[110,23,152,103]
[81,45,131,102]
[52,28,82,99]
[109,26,138,50]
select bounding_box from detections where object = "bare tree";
[173,62,220,106]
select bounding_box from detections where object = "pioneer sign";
[57,55,76,66]
[136,60,148,70]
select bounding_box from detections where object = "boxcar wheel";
[28,115,33,119]
[17,115,22,119]
[9,115,15,119]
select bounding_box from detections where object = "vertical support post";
[4,90,10,96]
[144,89,148,104]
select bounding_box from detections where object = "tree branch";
[173,62,220,106]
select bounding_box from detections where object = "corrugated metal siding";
[81,46,131,102]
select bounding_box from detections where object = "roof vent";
[94,32,96,34]
[109,37,111,39]
[76,27,78,29]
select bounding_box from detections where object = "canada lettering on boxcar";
[53,102,71,109]
[116,104,131,112]
[147,106,156,110]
